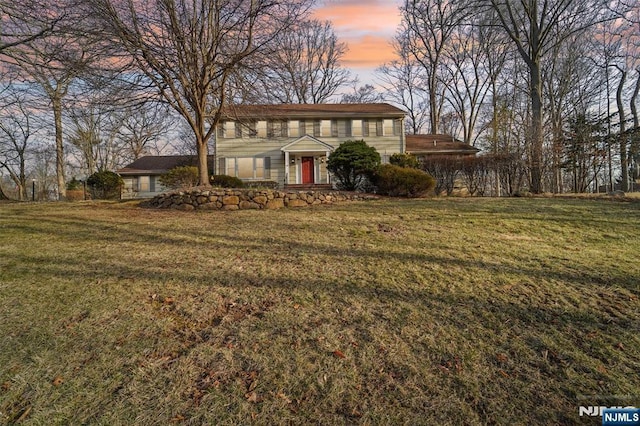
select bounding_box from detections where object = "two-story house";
[215,103,406,188]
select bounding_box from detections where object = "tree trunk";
[19,156,27,200]
[429,73,439,134]
[630,71,640,185]
[529,59,544,194]
[489,77,501,197]
[53,96,66,200]
[616,69,628,192]
[197,139,209,187]
[0,184,8,200]
[632,70,640,129]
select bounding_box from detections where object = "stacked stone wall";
[143,188,377,210]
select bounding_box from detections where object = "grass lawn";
[0,197,638,425]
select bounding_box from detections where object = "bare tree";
[31,143,58,200]
[545,31,603,193]
[441,21,493,145]
[67,103,127,175]
[592,6,640,192]
[116,103,175,162]
[630,70,640,183]
[4,1,101,199]
[484,0,614,193]
[0,0,61,53]
[562,114,606,193]
[259,19,350,104]
[0,89,42,200]
[85,0,312,186]
[377,39,429,134]
[340,82,384,104]
[401,0,471,134]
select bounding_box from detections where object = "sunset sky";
[313,0,403,86]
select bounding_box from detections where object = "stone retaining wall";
[142,188,377,210]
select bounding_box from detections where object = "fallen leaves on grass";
[439,356,463,373]
[245,391,262,403]
[149,294,175,305]
[332,349,346,359]
[52,376,64,386]
[276,392,292,404]
[496,353,509,364]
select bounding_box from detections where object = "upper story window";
[362,119,370,137]
[375,119,383,136]
[361,119,384,136]
[299,119,321,137]
[267,120,289,138]
[393,119,403,136]
[331,119,352,138]
[235,120,257,138]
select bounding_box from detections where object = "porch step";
[284,184,333,191]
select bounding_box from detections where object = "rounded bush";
[373,164,435,197]
[327,140,380,191]
[86,170,123,200]
[210,174,245,188]
[159,166,199,189]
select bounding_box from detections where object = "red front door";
[302,157,314,184]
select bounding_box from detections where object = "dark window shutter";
[264,157,271,179]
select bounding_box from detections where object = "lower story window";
[237,157,254,179]
[225,157,270,180]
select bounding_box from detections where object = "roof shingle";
[221,103,405,120]
[118,155,215,175]
[406,134,480,155]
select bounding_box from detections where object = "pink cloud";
[313,1,401,70]
[314,3,400,33]
[341,35,397,69]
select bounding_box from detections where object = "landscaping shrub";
[66,177,83,190]
[373,164,435,197]
[210,174,245,188]
[243,180,279,190]
[159,166,199,189]
[65,177,88,201]
[327,139,380,191]
[390,152,419,169]
[420,155,461,196]
[86,170,123,200]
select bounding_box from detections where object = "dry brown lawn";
[0,197,638,425]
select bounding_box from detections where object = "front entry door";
[301,157,314,184]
